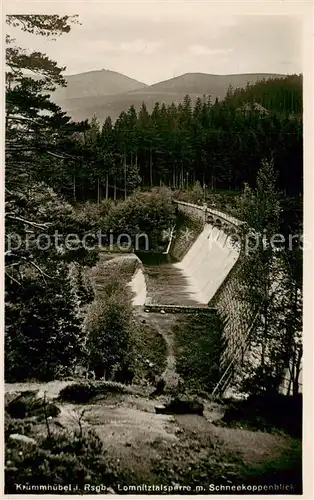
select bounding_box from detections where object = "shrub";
[84,290,134,380]
[58,381,135,403]
[5,428,117,494]
[58,383,98,403]
[5,267,83,382]
[106,187,175,251]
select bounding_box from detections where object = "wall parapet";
[174,199,246,229]
[144,303,217,314]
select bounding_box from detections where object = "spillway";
[130,223,240,306]
[174,223,240,304]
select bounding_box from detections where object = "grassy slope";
[173,312,222,395]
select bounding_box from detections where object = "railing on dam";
[174,199,246,228]
[144,304,217,314]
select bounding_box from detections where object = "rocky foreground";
[5,381,302,495]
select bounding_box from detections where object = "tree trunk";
[124,149,127,200]
[73,175,76,202]
[228,166,232,191]
[97,176,100,205]
[286,373,292,396]
[293,348,302,395]
[105,171,109,199]
[114,177,117,201]
[149,147,153,187]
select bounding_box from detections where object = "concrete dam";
[130,200,244,310]
[173,223,240,304]
[128,200,251,396]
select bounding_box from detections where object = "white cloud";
[85,38,163,56]
[119,39,162,55]
[4,9,302,84]
[189,45,233,56]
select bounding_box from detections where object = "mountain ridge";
[52,70,289,122]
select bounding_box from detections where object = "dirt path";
[135,308,180,391]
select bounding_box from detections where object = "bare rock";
[9,434,37,447]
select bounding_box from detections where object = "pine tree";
[5,15,97,381]
[236,160,291,393]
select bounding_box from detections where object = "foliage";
[5,16,96,383]
[73,200,113,231]
[58,381,135,403]
[190,181,205,203]
[235,160,302,394]
[131,321,167,385]
[228,74,302,116]
[6,391,60,419]
[222,393,302,438]
[20,76,302,203]
[68,262,95,311]
[105,187,175,250]
[5,265,83,382]
[84,284,134,380]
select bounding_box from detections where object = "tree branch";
[5,271,21,286]
[6,215,51,229]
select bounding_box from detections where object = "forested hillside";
[226,74,302,116]
[47,75,302,204]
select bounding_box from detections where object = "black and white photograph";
[3,0,312,496]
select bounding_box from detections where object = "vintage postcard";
[2,0,312,497]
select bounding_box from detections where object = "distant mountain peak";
[53,69,147,101]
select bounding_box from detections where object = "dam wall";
[175,200,302,396]
[175,200,253,394]
[173,223,240,304]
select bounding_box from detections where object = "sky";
[5,1,304,85]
